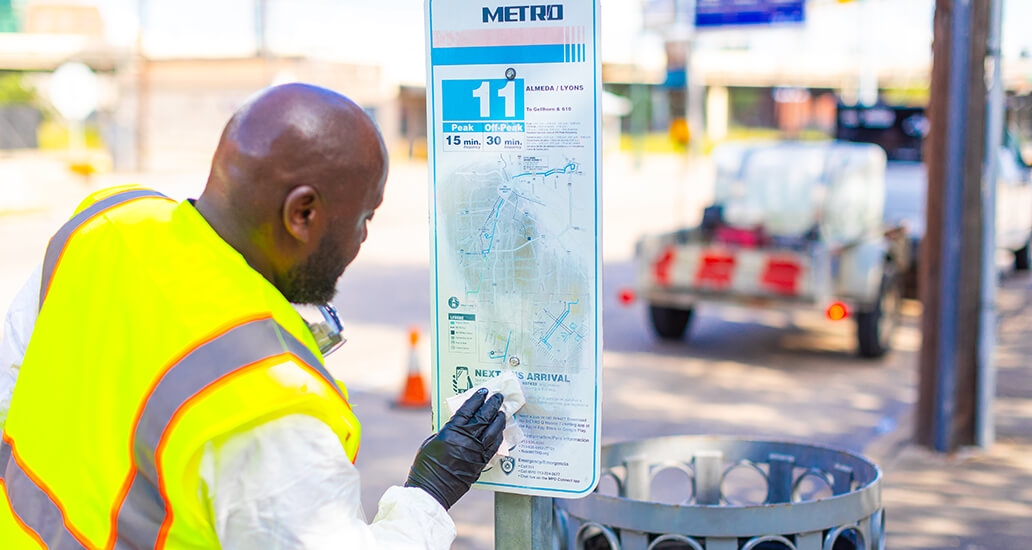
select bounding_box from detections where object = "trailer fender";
[836,241,888,308]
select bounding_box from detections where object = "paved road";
[0,152,926,549]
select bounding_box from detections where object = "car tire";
[648,304,693,341]
[1014,241,1031,271]
[857,266,902,359]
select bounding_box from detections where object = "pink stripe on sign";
[433,26,565,48]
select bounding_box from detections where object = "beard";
[281,230,347,305]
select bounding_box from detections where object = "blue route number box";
[695,0,805,28]
[442,79,526,122]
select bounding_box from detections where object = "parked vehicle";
[634,141,910,358]
[836,104,1032,296]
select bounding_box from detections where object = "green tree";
[0,73,36,104]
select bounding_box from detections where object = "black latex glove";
[405,389,506,510]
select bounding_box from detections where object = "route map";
[439,154,590,372]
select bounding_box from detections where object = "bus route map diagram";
[437,152,593,376]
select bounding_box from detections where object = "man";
[0,84,503,549]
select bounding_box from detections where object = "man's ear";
[283,185,322,244]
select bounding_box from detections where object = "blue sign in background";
[442,79,525,122]
[695,0,805,28]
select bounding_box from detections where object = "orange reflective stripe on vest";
[39,189,173,311]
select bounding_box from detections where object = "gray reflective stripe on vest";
[115,317,342,548]
[40,189,171,311]
[0,440,89,549]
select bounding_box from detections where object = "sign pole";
[495,493,554,549]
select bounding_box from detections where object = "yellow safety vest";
[0,187,361,549]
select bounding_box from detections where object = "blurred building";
[0,2,403,172]
[3,0,1032,170]
[0,2,117,70]
[23,1,103,36]
[631,0,1032,143]
[134,57,387,172]
[0,2,122,151]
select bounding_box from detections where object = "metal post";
[977,0,1004,449]
[685,37,702,157]
[630,80,648,168]
[135,0,148,172]
[495,493,554,550]
[935,0,972,452]
[255,0,268,58]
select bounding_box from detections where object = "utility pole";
[918,0,992,452]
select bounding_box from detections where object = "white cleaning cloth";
[444,370,526,463]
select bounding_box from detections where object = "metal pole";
[976,0,1004,449]
[135,0,148,172]
[495,493,554,550]
[255,0,268,58]
[630,79,648,168]
[935,0,972,452]
[857,0,879,107]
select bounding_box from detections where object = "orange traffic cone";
[393,327,431,409]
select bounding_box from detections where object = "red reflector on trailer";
[761,258,801,295]
[826,302,849,321]
[695,251,736,289]
[654,247,675,286]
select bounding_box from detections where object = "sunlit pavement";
[881,272,1032,550]
[1,151,1029,548]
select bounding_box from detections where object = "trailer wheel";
[1014,240,1031,271]
[648,304,693,341]
[857,267,902,358]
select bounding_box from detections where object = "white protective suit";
[0,266,455,549]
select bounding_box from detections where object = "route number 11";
[472,80,516,118]
[441,79,524,122]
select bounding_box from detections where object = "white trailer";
[634,141,911,358]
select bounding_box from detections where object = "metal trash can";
[554,436,883,550]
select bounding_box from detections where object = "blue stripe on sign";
[431,45,565,66]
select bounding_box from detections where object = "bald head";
[196,83,388,304]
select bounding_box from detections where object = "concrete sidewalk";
[881,272,1032,549]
